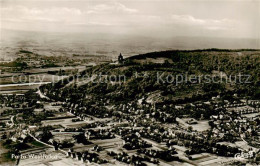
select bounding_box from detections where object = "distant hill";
[40,49,260,107]
[128,49,260,60]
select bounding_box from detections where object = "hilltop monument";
[118,53,124,64]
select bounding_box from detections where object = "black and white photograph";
[0,0,260,165]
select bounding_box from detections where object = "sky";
[1,0,260,39]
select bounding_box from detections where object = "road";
[0,82,51,87]
[36,89,50,100]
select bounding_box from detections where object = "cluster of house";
[17,53,79,68]
[138,148,178,162]
[122,134,152,150]
[0,95,26,107]
[66,148,108,164]
[108,151,154,166]
[210,111,260,139]
[231,106,259,115]
[85,129,115,140]
[138,127,169,143]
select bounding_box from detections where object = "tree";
[188,126,193,132]
[73,133,91,145]
[40,129,53,143]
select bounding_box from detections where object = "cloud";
[114,2,138,13]
[171,14,236,31]
[205,26,229,31]
[1,3,137,27]
[72,21,114,26]
[87,2,138,14]
[2,5,83,24]
[2,6,82,16]
[171,15,205,24]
